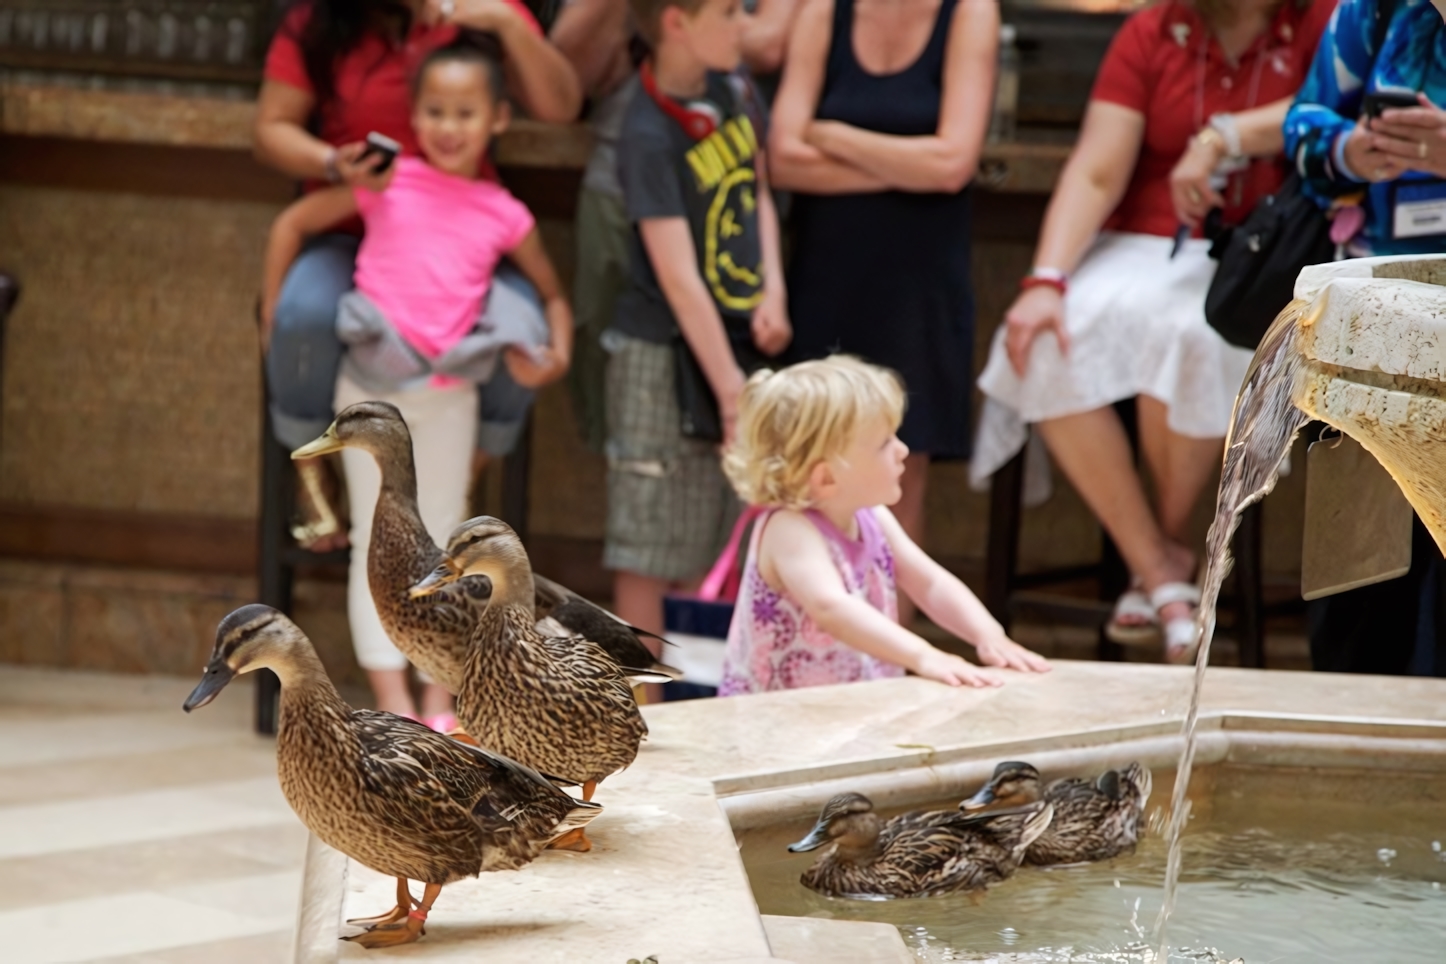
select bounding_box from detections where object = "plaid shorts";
[603,332,739,581]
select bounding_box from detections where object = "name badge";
[1391,179,1446,239]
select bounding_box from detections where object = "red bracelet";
[1019,275,1067,295]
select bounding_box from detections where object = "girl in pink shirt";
[259,37,572,728]
[719,357,1050,696]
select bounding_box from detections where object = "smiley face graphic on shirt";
[685,115,765,313]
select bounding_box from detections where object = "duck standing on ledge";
[183,605,601,948]
[291,401,681,694]
[411,516,648,851]
[961,761,1152,865]
[787,792,1054,899]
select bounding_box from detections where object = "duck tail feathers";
[622,662,686,683]
[550,798,604,840]
[1122,762,1152,806]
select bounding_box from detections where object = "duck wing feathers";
[349,710,601,875]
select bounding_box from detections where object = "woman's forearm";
[1031,160,1127,273]
[255,122,333,181]
[809,123,979,194]
[492,11,583,121]
[769,136,891,193]
[1231,95,1293,158]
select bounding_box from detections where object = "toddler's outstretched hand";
[974,634,1052,674]
[914,649,1002,688]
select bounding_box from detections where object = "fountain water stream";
[1154,254,1446,959]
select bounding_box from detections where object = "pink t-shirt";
[352,156,535,359]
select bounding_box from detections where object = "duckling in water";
[410,516,647,851]
[787,792,1054,899]
[291,402,680,694]
[961,761,1152,865]
[183,605,600,948]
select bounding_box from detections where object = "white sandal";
[1150,582,1203,665]
[1104,580,1161,646]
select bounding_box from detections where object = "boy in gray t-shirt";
[604,0,790,685]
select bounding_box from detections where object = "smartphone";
[1363,89,1419,119]
[359,131,402,173]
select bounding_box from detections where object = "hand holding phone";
[1363,89,1419,120]
[358,132,402,173]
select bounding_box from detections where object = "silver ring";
[1187,187,1201,204]
[1373,165,1390,181]
[1420,140,1429,160]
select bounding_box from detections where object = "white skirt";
[970,231,1254,489]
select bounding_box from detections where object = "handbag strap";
[697,506,764,601]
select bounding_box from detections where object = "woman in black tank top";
[770,0,998,546]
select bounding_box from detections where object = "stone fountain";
[288,258,1446,963]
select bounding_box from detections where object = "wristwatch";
[1207,113,1243,159]
[323,146,342,184]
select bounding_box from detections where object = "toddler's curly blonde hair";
[723,356,905,510]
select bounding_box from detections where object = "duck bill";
[183,659,236,712]
[291,427,343,460]
[787,822,832,853]
[409,562,460,599]
[960,785,996,811]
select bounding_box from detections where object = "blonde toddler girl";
[718,356,1050,694]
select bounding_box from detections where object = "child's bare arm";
[879,508,1051,673]
[751,153,791,357]
[260,186,360,349]
[503,227,574,388]
[765,511,1001,687]
[639,216,746,442]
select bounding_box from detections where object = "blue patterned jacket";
[1285,0,1446,254]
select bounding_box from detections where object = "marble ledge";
[0,79,1071,189]
[297,661,1446,963]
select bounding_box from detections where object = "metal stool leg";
[255,410,294,735]
[500,411,532,545]
[1233,501,1265,668]
[984,448,1026,631]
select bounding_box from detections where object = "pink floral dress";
[718,508,906,695]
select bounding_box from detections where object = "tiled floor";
[0,666,305,964]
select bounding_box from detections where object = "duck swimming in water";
[787,792,1053,899]
[961,761,1152,865]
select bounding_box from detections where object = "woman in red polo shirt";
[972,0,1334,663]
[255,0,580,551]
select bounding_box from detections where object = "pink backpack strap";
[697,505,764,601]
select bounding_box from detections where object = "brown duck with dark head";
[961,761,1152,865]
[291,401,680,694]
[411,516,648,851]
[786,792,1053,899]
[183,604,599,948]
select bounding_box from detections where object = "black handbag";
[1203,0,1402,351]
[1203,172,1336,350]
[673,321,769,442]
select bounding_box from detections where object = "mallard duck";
[182,604,600,948]
[960,761,1152,865]
[291,401,681,693]
[409,516,647,851]
[786,792,1054,899]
